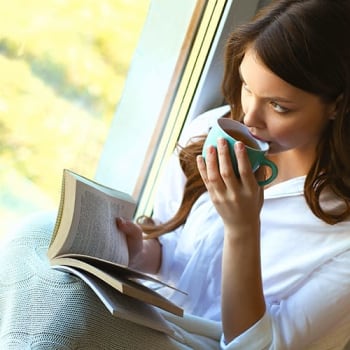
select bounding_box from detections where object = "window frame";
[97,0,266,217]
[95,0,201,196]
[134,0,262,217]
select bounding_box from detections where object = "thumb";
[116,217,142,239]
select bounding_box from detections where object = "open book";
[48,169,185,337]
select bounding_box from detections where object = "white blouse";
[152,106,350,349]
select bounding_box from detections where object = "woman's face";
[239,47,335,156]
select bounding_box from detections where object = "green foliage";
[0,0,150,228]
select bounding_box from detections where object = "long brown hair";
[139,136,208,238]
[141,0,350,237]
[222,0,350,224]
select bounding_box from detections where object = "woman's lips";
[250,132,267,143]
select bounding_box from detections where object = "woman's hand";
[116,217,143,263]
[116,218,161,274]
[197,138,263,235]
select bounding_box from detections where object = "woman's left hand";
[197,138,263,235]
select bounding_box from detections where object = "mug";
[202,118,278,186]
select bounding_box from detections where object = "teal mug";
[202,118,278,186]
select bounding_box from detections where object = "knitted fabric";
[0,212,220,350]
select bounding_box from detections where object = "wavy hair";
[141,0,350,237]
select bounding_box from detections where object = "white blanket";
[0,212,222,350]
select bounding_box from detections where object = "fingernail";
[116,217,126,226]
[208,145,216,154]
[197,155,204,162]
[235,141,244,151]
[218,138,226,147]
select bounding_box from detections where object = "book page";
[53,265,180,338]
[50,256,184,317]
[58,254,187,294]
[61,180,135,265]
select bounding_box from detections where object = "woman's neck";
[266,150,313,186]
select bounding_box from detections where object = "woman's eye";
[271,101,289,113]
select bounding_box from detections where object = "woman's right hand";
[116,218,161,274]
[116,217,143,265]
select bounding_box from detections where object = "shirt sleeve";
[220,312,272,350]
[220,249,350,349]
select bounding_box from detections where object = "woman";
[130,0,350,348]
[1,0,350,349]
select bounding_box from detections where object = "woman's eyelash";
[241,81,290,113]
[270,101,289,113]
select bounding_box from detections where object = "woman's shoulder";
[178,105,230,146]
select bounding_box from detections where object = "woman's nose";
[242,105,265,128]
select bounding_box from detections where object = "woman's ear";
[327,94,343,120]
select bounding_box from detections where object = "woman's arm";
[197,139,265,342]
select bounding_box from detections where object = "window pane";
[96,0,200,199]
[0,0,150,233]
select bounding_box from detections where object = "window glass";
[0,0,150,232]
[96,0,200,199]
[129,0,261,216]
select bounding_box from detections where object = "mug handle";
[258,158,278,186]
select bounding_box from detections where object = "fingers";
[233,142,256,187]
[198,138,263,229]
[116,217,142,239]
[198,138,257,189]
[196,153,209,185]
[197,143,229,195]
[216,138,237,185]
[197,144,219,185]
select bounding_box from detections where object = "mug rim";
[217,118,269,152]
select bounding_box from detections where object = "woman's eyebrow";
[238,64,295,104]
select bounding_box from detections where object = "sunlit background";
[0,0,150,234]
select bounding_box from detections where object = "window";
[96,0,202,196]
[0,0,150,233]
[1,0,270,235]
[97,0,262,217]
[133,0,266,216]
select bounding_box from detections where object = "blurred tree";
[0,0,150,234]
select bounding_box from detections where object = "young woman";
[1,0,350,349]
[127,0,350,348]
